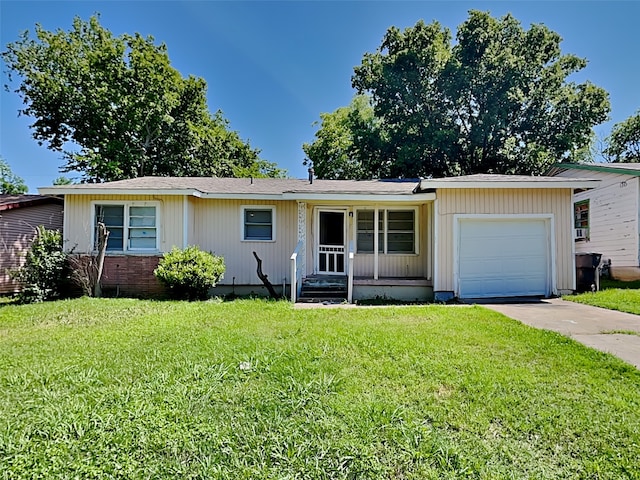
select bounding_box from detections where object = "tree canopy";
[2,15,284,183]
[605,112,640,163]
[306,11,610,179]
[0,158,28,194]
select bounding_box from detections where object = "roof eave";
[281,192,436,202]
[419,179,601,190]
[550,162,640,177]
[38,187,203,197]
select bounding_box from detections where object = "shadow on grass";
[600,278,640,290]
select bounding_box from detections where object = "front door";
[316,210,345,274]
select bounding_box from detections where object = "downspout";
[433,198,439,295]
[183,195,189,248]
[373,207,379,280]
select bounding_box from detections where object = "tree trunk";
[94,222,109,298]
[252,251,279,299]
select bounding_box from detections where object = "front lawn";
[1,298,638,479]
[567,278,640,315]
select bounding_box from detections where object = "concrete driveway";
[481,298,640,369]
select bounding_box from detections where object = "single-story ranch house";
[39,174,597,302]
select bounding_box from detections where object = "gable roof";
[548,162,640,177]
[0,194,63,212]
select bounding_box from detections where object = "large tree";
[0,158,28,194]
[605,111,640,163]
[308,11,610,179]
[2,15,284,182]
[303,95,387,179]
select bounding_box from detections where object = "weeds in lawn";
[1,298,639,478]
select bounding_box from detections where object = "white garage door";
[458,218,550,298]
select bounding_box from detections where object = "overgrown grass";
[1,298,639,479]
[567,278,640,315]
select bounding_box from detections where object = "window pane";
[129,206,156,227]
[105,228,124,251]
[129,236,157,249]
[387,233,415,253]
[357,232,373,252]
[95,205,124,251]
[244,209,273,240]
[356,210,383,253]
[245,209,271,224]
[387,211,415,253]
[96,205,124,227]
[128,206,157,249]
[245,224,272,240]
[129,228,156,238]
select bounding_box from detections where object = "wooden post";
[94,222,109,298]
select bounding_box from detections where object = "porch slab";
[353,277,432,287]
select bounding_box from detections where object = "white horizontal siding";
[303,203,431,279]
[436,188,573,293]
[556,169,639,267]
[192,198,297,286]
[64,194,183,254]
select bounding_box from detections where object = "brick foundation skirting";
[71,254,167,298]
[101,255,166,298]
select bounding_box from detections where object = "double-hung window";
[242,206,275,241]
[94,203,158,251]
[356,208,416,254]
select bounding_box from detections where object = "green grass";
[567,279,640,315]
[1,298,639,479]
[600,330,640,337]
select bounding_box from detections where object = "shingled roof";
[0,194,63,211]
[38,174,599,197]
[39,177,422,196]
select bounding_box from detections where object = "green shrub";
[13,226,69,303]
[154,246,225,300]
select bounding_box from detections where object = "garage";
[457,217,552,298]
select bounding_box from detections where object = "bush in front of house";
[154,246,225,300]
[13,226,69,303]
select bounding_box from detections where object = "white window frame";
[574,199,589,241]
[241,205,276,242]
[92,200,161,252]
[354,206,419,255]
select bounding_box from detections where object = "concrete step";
[297,297,348,304]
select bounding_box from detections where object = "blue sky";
[1,1,639,192]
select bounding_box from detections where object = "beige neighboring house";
[549,162,640,281]
[39,174,597,301]
[0,195,64,294]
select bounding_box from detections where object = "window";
[356,208,416,254]
[242,206,275,241]
[356,210,383,253]
[574,200,589,240]
[94,203,158,251]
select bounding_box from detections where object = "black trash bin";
[575,252,602,292]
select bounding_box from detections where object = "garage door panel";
[458,218,550,298]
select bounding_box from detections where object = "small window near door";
[574,200,589,241]
[242,206,275,241]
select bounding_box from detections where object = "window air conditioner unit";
[575,228,588,239]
